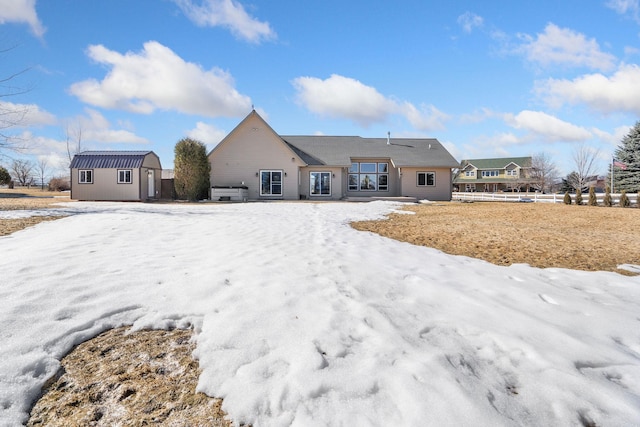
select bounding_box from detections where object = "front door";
[147,169,155,198]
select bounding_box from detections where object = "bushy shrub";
[620,190,630,208]
[563,191,572,205]
[603,186,612,207]
[588,187,597,206]
[575,188,583,205]
[48,177,70,191]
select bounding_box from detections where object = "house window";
[465,170,475,177]
[482,170,499,177]
[348,162,389,192]
[260,170,282,196]
[506,169,518,176]
[310,172,331,196]
[79,170,93,184]
[118,169,132,184]
[417,172,435,186]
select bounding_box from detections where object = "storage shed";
[70,151,162,201]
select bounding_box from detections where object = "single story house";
[70,151,162,201]
[208,110,459,201]
[454,157,533,192]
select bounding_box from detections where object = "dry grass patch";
[28,327,232,427]
[0,188,70,236]
[352,201,640,274]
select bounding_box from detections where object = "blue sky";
[1,0,639,177]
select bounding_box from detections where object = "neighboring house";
[454,157,533,192]
[208,110,459,201]
[70,151,162,201]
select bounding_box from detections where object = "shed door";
[148,169,155,198]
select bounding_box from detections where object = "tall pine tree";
[612,121,640,192]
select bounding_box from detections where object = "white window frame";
[417,171,435,187]
[310,171,331,196]
[465,170,475,177]
[260,170,283,196]
[117,169,132,184]
[79,169,93,184]
[506,169,518,176]
[348,161,389,192]
[482,170,499,177]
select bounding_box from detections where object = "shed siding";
[209,114,305,200]
[71,168,141,201]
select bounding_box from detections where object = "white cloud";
[69,41,252,118]
[517,23,616,71]
[291,74,449,130]
[186,121,227,149]
[504,110,592,142]
[0,101,56,127]
[457,12,483,33]
[173,0,275,43]
[606,0,640,22]
[71,109,149,144]
[535,63,640,115]
[0,0,45,37]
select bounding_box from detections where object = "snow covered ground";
[1,201,639,426]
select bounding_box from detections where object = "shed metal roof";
[281,136,460,168]
[70,151,154,169]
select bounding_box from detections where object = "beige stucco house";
[70,151,162,201]
[208,110,459,201]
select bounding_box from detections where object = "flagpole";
[611,156,614,193]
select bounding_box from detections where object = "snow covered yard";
[1,201,639,426]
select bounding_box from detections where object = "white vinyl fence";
[452,191,639,205]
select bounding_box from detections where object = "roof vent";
[387,131,390,145]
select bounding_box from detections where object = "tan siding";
[400,167,452,201]
[71,168,141,201]
[299,167,344,200]
[209,114,305,200]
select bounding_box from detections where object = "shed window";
[118,169,132,184]
[417,172,435,186]
[79,170,93,184]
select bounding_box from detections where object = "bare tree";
[10,159,34,187]
[1,46,32,156]
[530,152,558,193]
[36,158,48,190]
[65,122,83,167]
[567,144,600,191]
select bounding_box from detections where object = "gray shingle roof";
[70,151,153,169]
[281,136,459,168]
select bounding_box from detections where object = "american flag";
[613,159,627,170]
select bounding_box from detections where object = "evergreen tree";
[612,121,640,192]
[575,188,583,205]
[603,186,612,207]
[620,190,630,207]
[563,191,572,205]
[174,138,211,201]
[0,166,11,185]
[588,186,597,206]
